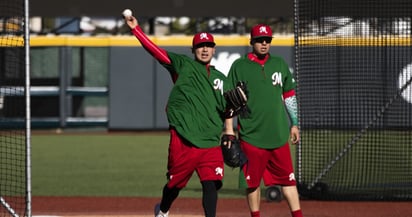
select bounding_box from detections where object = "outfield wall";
[0,35,294,129]
[4,35,409,130]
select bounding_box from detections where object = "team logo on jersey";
[272,72,283,86]
[213,78,224,95]
[215,167,223,177]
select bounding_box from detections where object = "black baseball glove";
[224,81,250,118]
[220,134,247,168]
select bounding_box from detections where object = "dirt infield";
[31,196,412,217]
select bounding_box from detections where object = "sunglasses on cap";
[253,37,272,44]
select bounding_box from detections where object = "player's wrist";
[223,130,235,136]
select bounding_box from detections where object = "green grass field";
[28,129,412,200]
[31,132,244,198]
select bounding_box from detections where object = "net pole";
[25,0,32,216]
[293,0,303,184]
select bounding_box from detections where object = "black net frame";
[295,0,412,200]
[0,0,29,216]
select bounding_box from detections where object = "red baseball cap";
[250,24,273,39]
[192,32,216,47]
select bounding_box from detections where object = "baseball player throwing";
[124,11,247,217]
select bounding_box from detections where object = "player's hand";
[222,126,235,148]
[290,126,300,144]
[125,16,138,29]
[221,133,235,148]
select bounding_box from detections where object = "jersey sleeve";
[160,52,193,83]
[276,58,295,93]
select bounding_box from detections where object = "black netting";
[295,0,412,200]
[0,0,28,216]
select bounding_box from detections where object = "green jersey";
[228,54,296,149]
[162,52,227,148]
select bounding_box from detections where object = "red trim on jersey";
[283,89,295,99]
[206,64,211,77]
[131,26,171,65]
[171,73,178,83]
[247,52,269,65]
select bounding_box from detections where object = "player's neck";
[254,53,267,60]
[248,52,269,64]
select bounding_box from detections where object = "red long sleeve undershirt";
[131,26,180,82]
[131,26,171,65]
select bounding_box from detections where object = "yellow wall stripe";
[0,36,25,47]
[3,35,411,47]
[27,35,294,47]
[299,37,412,46]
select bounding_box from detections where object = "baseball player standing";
[224,24,303,217]
[124,15,228,217]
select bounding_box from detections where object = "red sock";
[292,209,303,217]
[251,211,260,217]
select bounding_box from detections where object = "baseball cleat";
[154,203,169,217]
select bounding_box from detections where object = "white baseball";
[122,9,132,17]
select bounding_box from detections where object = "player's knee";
[246,186,259,194]
[281,185,298,198]
[201,180,222,191]
[214,180,222,190]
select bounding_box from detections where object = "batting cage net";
[294,0,412,200]
[0,0,30,216]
